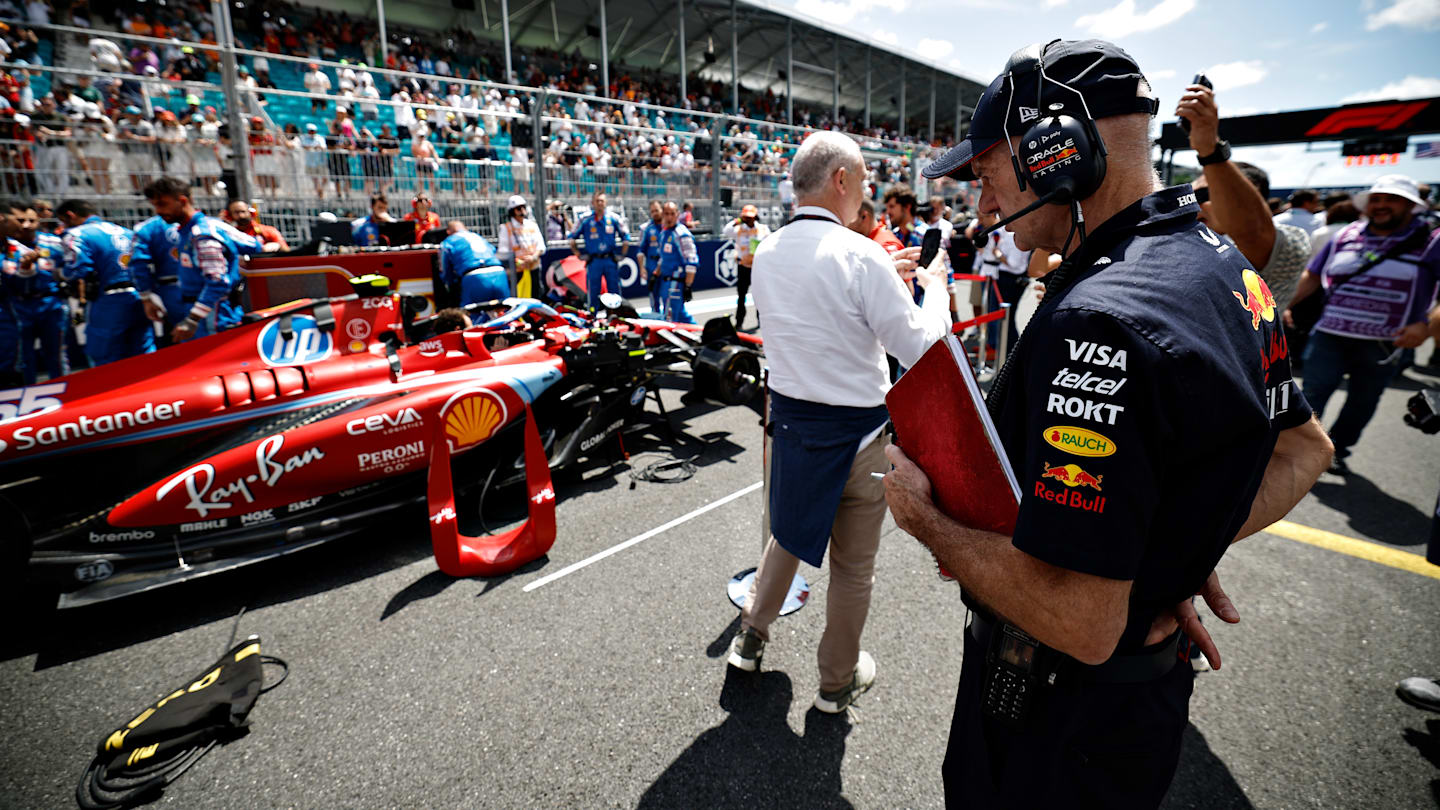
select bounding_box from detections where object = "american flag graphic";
[1414,141,1440,159]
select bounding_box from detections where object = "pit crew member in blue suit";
[143,176,261,342]
[8,199,69,382]
[568,191,630,309]
[351,193,392,247]
[656,200,697,324]
[439,220,509,306]
[55,198,153,365]
[637,199,664,314]
[129,212,186,332]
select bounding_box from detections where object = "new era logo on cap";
[1018,106,1040,123]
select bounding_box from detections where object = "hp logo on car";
[257,315,333,366]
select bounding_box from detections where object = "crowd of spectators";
[0,0,951,201]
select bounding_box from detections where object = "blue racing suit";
[175,211,259,339]
[569,211,630,309]
[129,215,186,331]
[439,230,508,306]
[639,219,664,314]
[59,216,153,366]
[656,223,698,324]
[352,215,385,247]
[4,234,69,382]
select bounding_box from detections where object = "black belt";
[155,275,179,285]
[103,282,136,293]
[587,253,619,262]
[968,611,1182,684]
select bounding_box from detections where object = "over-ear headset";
[1002,39,1108,205]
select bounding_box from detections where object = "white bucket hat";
[1358,174,1425,208]
[507,194,528,210]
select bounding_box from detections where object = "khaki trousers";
[742,434,890,692]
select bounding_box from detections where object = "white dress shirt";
[753,205,952,408]
[1273,207,1322,235]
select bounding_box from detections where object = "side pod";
[427,404,556,577]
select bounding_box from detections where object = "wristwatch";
[1197,139,1232,166]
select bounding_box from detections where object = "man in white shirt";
[1273,188,1323,234]
[303,63,331,113]
[727,131,951,714]
[777,172,795,221]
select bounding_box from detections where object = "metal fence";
[4,17,969,245]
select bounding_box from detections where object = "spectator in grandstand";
[497,194,544,298]
[224,200,287,252]
[326,107,356,197]
[404,192,441,243]
[1275,189,1323,235]
[115,105,155,192]
[30,95,70,196]
[778,171,794,220]
[1283,175,1439,476]
[304,62,330,113]
[247,114,280,195]
[351,193,393,246]
[89,36,129,74]
[1178,81,1310,313]
[300,122,327,198]
[439,220,508,306]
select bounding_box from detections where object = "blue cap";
[124,105,142,115]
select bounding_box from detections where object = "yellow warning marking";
[1263,520,1440,581]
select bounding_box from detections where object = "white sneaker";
[814,651,876,713]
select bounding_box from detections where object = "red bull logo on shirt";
[1040,462,1103,490]
[1232,268,1277,330]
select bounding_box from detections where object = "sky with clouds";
[775,0,1440,189]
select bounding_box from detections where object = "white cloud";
[793,0,908,25]
[1341,74,1440,102]
[870,28,900,46]
[1365,0,1440,31]
[915,38,954,60]
[1148,68,1177,79]
[1203,60,1268,89]
[1309,21,1328,33]
[1043,0,1069,6]
[1074,0,1196,37]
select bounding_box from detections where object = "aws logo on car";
[441,388,507,451]
[256,315,333,367]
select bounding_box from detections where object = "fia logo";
[256,315,333,366]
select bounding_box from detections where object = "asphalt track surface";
[2,289,1438,810]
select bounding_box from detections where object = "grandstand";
[0,0,986,243]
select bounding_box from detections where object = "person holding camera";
[721,204,770,330]
[885,40,1333,808]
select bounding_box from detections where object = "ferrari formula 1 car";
[0,284,762,607]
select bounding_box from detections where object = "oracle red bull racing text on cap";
[922,39,1159,182]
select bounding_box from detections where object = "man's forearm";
[1232,416,1332,542]
[1203,160,1275,268]
[907,505,1128,665]
[1287,270,1321,309]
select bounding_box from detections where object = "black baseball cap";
[923,39,1158,181]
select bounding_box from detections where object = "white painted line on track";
[523,480,763,592]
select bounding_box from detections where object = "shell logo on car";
[442,388,507,451]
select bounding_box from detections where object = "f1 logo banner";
[1159,97,1440,150]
